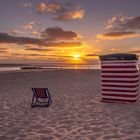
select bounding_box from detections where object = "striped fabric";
[33,88,48,98]
[100,60,139,103]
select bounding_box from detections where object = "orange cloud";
[45,3,63,12]
[37,2,63,13]
[106,16,140,30]
[36,2,84,21]
[31,31,40,36]
[54,9,84,20]
[24,21,36,30]
[37,2,47,13]
[97,31,140,40]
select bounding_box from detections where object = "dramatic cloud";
[0,33,43,45]
[0,27,82,47]
[42,27,80,40]
[106,16,140,31]
[97,15,140,40]
[0,27,82,49]
[37,2,63,13]
[36,2,84,20]
[54,9,84,20]
[97,31,140,40]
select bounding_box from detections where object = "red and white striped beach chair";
[31,88,52,107]
[100,53,139,103]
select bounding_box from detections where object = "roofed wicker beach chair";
[31,88,52,107]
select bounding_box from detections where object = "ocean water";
[0,67,21,72]
[0,64,101,72]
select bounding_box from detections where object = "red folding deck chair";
[31,88,52,107]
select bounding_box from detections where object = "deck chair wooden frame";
[31,88,52,107]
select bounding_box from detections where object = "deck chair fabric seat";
[31,88,52,107]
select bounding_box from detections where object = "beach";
[0,69,140,140]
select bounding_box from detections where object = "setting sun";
[73,54,80,60]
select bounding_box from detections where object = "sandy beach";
[0,69,140,140]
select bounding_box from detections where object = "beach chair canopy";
[99,53,139,61]
[31,88,52,107]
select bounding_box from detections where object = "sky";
[0,0,140,64]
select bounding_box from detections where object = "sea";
[0,63,101,72]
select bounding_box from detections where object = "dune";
[0,69,140,140]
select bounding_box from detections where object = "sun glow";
[73,54,80,60]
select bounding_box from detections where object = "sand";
[0,69,140,140]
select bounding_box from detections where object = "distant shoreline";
[0,64,101,72]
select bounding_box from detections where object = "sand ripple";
[0,70,140,140]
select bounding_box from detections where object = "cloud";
[9,29,25,36]
[0,50,8,53]
[44,41,82,47]
[0,28,82,47]
[36,2,84,21]
[121,16,140,30]
[0,47,8,53]
[97,31,140,40]
[12,53,47,57]
[45,2,63,13]
[42,27,78,40]
[105,16,140,31]
[0,47,8,50]
[21,1,33,8]
[26,47,52,52]
[24,21,37,30]
[23,22,43,36]
[31,31,40,36]
[37,2,47,14]
[0,33,43,45]
[42,27,80,40]
[54,9,84,20]
[24,24,33,30]
[127,50,140,53]
[37,2,63,13]
[86,54,98,57]
[26,54,47,57]
[97,15,140,40]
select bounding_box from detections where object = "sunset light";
[0,1,140,139]
[0,0,139,66]
[73,54,80,60]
